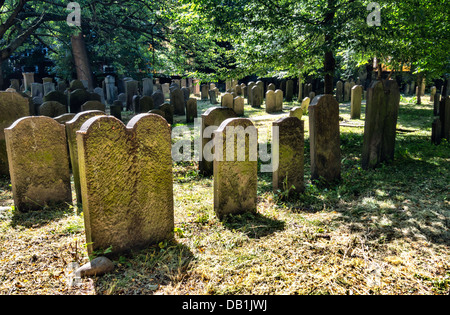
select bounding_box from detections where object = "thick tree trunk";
[71,32,94,90]
[324,50,335,95]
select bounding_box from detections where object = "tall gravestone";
[233,96,245,116]
[5,117,72,212]
[142,78,154,96]
[439,96,450,140]
[186,98,198,123]
[265,90,276,113]
[0,92,30,176]
[336,81,344,103]
[362,80,400,169]
[247,82,255,105]
[350,85,363,119]
[77,114,174,257]
[344,81,351,102]
[201,84,209,100]
[200,107,237,176]
[105,75,116,105]
[285,80,294,102]
[272,117,304,195]
[152,90,165,108]
[309,95,341,183]
[251,85,262,108]
[125,80,139,110]
[66,111,105,204]
[213,118,258,219]
[170,88,185,116]
[275,90,283,111]
[209,90,218,104]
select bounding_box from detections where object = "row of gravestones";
[2,79,403,259]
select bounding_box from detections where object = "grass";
[0,94,449,295]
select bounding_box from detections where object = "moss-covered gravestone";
[213,118,258,219]
[265,90,276,113]
[289,107,303,120]
[0,91,30,176]
[54,113,76,124]
[66,111,106,204]
[362,80,400,169]
[39,101,67,117]
[81,100,106,112]
[200,107,237,176]
[5,117,72,211]
[77,114,174,257]
[309,95,341,184]
[272,117,304,195]
[300,97,311,114]
[350,85,363,119]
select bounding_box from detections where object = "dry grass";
[0,95,449,295]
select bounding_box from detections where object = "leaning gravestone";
[200,107,237,176]
[362,80,400,169]
[265,90,277,113]
[186,98,198,123]
[289,107,303,120]
[77,114,174,257]
[350,85,363,119]
[39,101,67,118]
[272,117,304,195]
[4,116,72,212]
[170,88,185,116]
[66,110,105,204]
[274,89,283,111]
[213,118,258,219]
[309,95,341,183]
[0,92,31,176]
[300,97,311,114]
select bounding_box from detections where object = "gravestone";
[300,97,311,114]
[209,89,218,104]
[181,87,190,105]
[43,82,56,96]
[39,101,67,117]
[251,85,262,108]
[77,114,174,257]
[309,95,341,183]
[434,93,441,116]
[439,96,450,140]
[0,92,30,176]
[31,83,44,98]
[159,103,174,125]
[285,80,294,102]
[272,117,304,195]
[22,72,34,92]
[54,113,76,124]
[125,80,139,110]
[265,90,277,113]
[186,98,198,123]
[275,89,283,111]
[200,107,237,176]
[431,118,442,145]
[66,111,106,204]
[336,81,344,103]
[69,89,91,113]
[213,118,258,219]
[142,78,154,96]
[247,82,255,104]
[10,79,20,91]
[137,96,154,113]
[344,81,351,102]
[152,90,165,108]
[93,87,105,104]
[233,96,245,117]
[350,85,363,119]
[105,75,116,104]
[256,81,264,101]
[170,88,185,116]
[430,86,437,102]
[201,84,209,100]
[148,109,166,119]
[362,80,400,169]
[267,83,276,91]
[70,80,85,91]
[44,90,68,108]
[289,107,303,120]
[4,116,72,212]
[221,93,234,109]
[110,101,123,120]
[81,100,106,112]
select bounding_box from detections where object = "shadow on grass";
[222,212,285,239]
[9,203,77,229]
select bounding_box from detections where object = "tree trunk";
[324,50,335,95]
[297,73,303,101]
[0,60,4,90]
[71,32,94,90]
[416,73,422,105]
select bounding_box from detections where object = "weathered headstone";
[142,78,154,96]
[186,98,198,123]
[221,93,234,109]
[267,83,276,91]
[5,116,72,212]
[209,89,218,104]
[201,84,209,100]
[93,87,105,104]
[275,89,283,111]
[213,118,258,219]
[137,96,154,113]
[105,75,116,105]
[170,88,185,116]
[272,117,304,195]
[0,92,30,176]
[300,97,311,114]
[439,96,450,140]
[289,107,303,120]
[159,103,174,125]
[152,90,165,108]
[233,96,245,117]
[309,95,341,183]
[81,100,106,112]
[70,80,85,91]
[44,90,68,108]
[31,83,44,98]
[54,113,76,124]
[77,114,174,257]
[251,85,262,108]
[110,101,123,120]
[336,81,344,103]
[285,80,294,102]
[350,85,363,119]
[247,82,255,104]
[39,101,67,117]
[265,90,277,113]
[43,82,56,96]
[66,111,105,204]
[125,80,139,110]
[69,89,91,113]
[22,72,34,92]
[344,81,351,102]
[362,80,400,169]
[200,107,237,176]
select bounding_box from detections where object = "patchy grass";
[0,95,448,295]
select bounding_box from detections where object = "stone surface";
[66,111,105,204]
[344,81,351,102]
[300,97,311,114]
[152,90,165,108]
[272,117,304,194]
[275,90,283,111]
[170,88,185,116]
[44,90,68,108]
[77,114,174,257]
[54,113,76,124]
[5,116,72,211]
[76,256,114,277]
[186,98,198,123]
[265,90,276,113]
[110,101,122,120]
[362,80,400,169]
[137,96,154,113]
[251,86,262,108]
[350,85,363,119]
[39,101,67,117]
[81,100,106,112]
[285,80,294,102]
[439,96,450,140]
[336,81,344,103]
[159,103,174,125]
[289,107,303,120]
[221,93,234,109]
[0,91,30,176]
[69,89,91,113]
[200,107,237,176]
[233,96,245,116]
[308,95,341,183]
[213,118,258,219]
